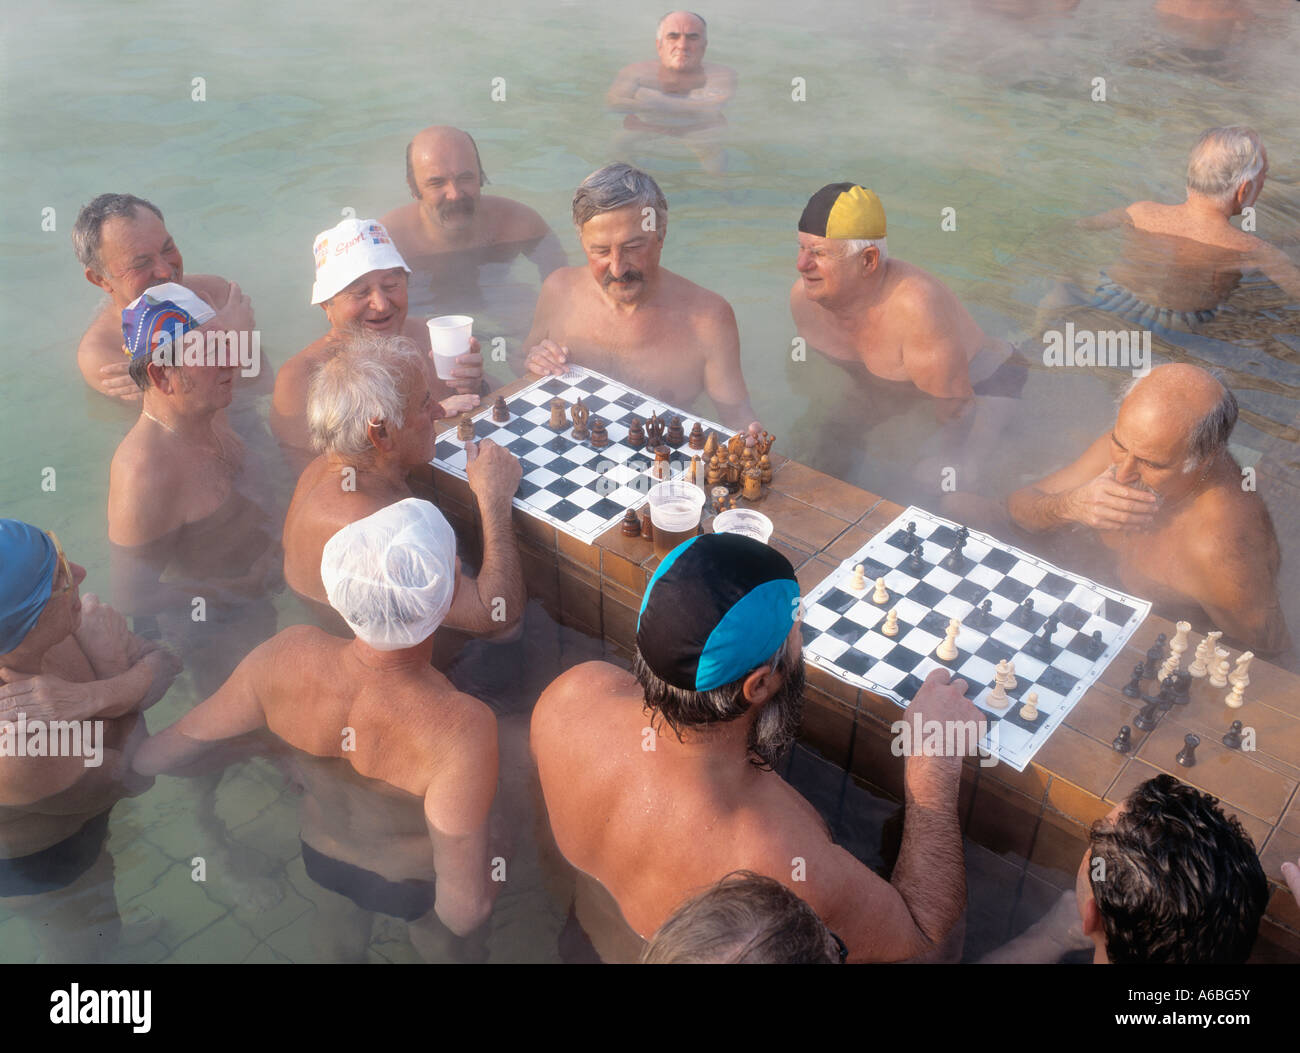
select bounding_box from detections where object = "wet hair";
[1086,774,1267,964]
[306,332,425,460]
[642,871,842,964]
[657,11,707,36]
[72,193,164,274]
[631,636,801,770]
[838,237,888,262]
[572,163,668,238]
[128,354,153,392]
[1186,126,1264,206]
[405,131,488,199]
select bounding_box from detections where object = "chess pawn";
[456,414,475,442]
[871,577,890,604]
[706,454,722,487]
[1019,692,1039,721]
[589,417,609,448]
[1229,651,1253,689]
[621,508,641,537]
[639,508,654,541]
[1208,656,1230,688]
[1225,681,1245,709]
[491,395,509,423]
[666,416,685,447]
[690,455,705,489]
[742,467,763,500]
[882,609,900,637]
[687,421,705,450]
[759,454,773,485]
[1187,639,1211,678]
[626,416,645,448]
[548,397,567,430]
[726,452,741,486]
[848,565,867,592]
[652,445,671,482]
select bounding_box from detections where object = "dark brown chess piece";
[666,416,685,447]
[639,508,654,541]
[456,415,475,442]
[621,508,641,537]
[742,467,763,501]
[626,416,645,448]
[548,397,567,430]
[589,417,609,448]
[491,395,509,423]
[570,398,590,441]
[687,421,705,450]
[645,412,665,447]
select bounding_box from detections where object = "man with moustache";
[1008,363,1290,660]
[532,533,974,963]
[271,217,483,469]
[73,193,255,403]
[520,163,758,429]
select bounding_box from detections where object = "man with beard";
[1007,363,1291,660]
[521,163,758,430]
[271,217,483,470]
[531,533,975,963]
[379,126,565,335]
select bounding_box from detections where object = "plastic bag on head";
[320,498,457,650]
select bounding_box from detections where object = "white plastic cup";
[647,480,705,559]
[713,508,774,544]
[427,315,473,380]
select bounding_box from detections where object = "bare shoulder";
[661,268,732,318]
[481,195,550,241]
[534,660,633,737]
[378,201,419,235]
[184,274,233,306]
[109,422,186,528]
[1188,482,1276,560]
[274,337,333,400]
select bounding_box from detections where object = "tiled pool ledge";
[411,377,1300,962]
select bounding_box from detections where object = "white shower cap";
[320,498,458,649]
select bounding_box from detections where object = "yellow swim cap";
[798,183,887,240]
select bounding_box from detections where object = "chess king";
[1007,363,1292,664]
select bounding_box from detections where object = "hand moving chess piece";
[935,618,960,662]
[571,398,590,441]
[882,609,899,636]
[871,577,890,604]
[548,397,567,430]
[492,395,509,423]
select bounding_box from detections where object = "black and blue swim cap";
[637,533,800,692]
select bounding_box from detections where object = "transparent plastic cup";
[427,315,473,380]
[647,480,705,559]
[712,508,774,543]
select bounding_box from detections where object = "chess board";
[800,507,1151,771]
[432,367,728,544]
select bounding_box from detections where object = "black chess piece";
[1134,700,1159,732]
[1122,663,1144,698]
[1222,720,1244,750]
[1014,599,1035,628]
[1112,725,1132,754]
[970,598,994,630]
[1086,630,1104,659]
[1175,733,1200,768]
[1172,671,1192,706]
[906,541,924,574]
[1142,643,1163,681]
[941,540,965,572]
[1153,676,1177,711]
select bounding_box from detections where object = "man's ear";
[85,267,113,294]
[145,361,171,393]
[1080,892,1103,938]
[740,662,780,706]
[366,419,391,451]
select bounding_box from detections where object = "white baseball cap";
[310,218,411,305]
[320,498,458,650]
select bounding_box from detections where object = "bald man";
[1008,364,1290,659]
[607,11,736,174]
[378,126,565,327]
[1053,127,1300,330]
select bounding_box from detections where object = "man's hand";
[524,339,569,376]
[446,337,485,394]
[465,438,522,510]
[0,670,96,723]
[440,394,482,418]
[903,668,980,801]
[73,594,135,678]
[207,281,254,334]
[99,360,144,402]
[1063,470,1158,531]
[137,647,183,709]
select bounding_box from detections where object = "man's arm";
[700,300,757,429]
[1007,433,1157,533]
[517,271,570,377]
[132,637,272,776]
[77,305,143,403]
[606,63,650,113]
[1246,241,1300,301]
[441,440,525,636]
[1183,523,1292,659]
[423,700,500,935]
[523,229,568,281]
[1075,207,1132,232]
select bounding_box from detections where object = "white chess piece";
[1188,639,1211,678]
[849,564,866,592]
[1209,656,1230,688]
[1157,653,1180,683]
[882,608,900,637]
[935,618,960,661]
[1225,681,1245,709]
[872,577,890,604]
[988,673,1009,709]
[1006,661,1018,690]
[1170,621,1191,657]
[1020,691,1039,720]
[1229,651,1253,689]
